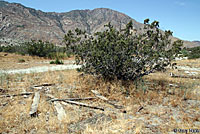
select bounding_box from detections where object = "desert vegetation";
[0,20,200,134]
[182,46,200,59]
[68,19,183,81]
[0,40,70,60]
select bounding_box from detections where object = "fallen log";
[29,91,40,117]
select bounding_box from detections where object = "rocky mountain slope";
[0,1,199,47]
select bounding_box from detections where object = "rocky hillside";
[0,1,199,47]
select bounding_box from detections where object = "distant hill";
[0,1,199,47]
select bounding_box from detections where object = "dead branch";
[0,88,8,93]
[49,97,96,102]
[29,91,40,117]
[137,106,144,112]
[0,92,33,98]
[33,83,55,87]
[30,83,55,90]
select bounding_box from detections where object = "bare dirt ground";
[0,52,200,134]
[0,52,80,74]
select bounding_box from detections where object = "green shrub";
[66,19,183,81]
[25,40,56,57]
[178,46,200,59]
[18,59,25,63]
[186,47,200,59]
[0,45,16,53]
[0,45,2,52]
[0,40,68,59]
[50,58,64,65]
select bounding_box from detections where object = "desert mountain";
[0,1,199,47]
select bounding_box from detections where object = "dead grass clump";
[83,118,138,134]
[77,75,140,101]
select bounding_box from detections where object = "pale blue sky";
[5,0,200,41]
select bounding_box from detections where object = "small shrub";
[50,58,64,65]
[18,59,25,63]
[187,47,200,59]
[25,40,56,57]
[0,45,16,53]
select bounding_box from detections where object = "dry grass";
[0,53,200,133]
[0,52,75,70]
[176,59,200,68]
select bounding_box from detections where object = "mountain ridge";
[0,1,199,48]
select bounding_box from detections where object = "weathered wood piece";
[54,101,66,121]
[91,90,123,109]
[46,94,104,111]
[45,94,66,121]
[91,90,108,101]
[29,91,40,117]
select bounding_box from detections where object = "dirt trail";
[177,66,200,71]
[0,64,81,74]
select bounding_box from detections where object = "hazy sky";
[6,0,200,41]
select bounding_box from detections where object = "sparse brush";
[0,73,5,87]
[18,58,25,63]
[50,58,64,65]
[58,73,64,84]
[0,72,12,88]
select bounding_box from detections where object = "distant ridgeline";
[0,1,199,47]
